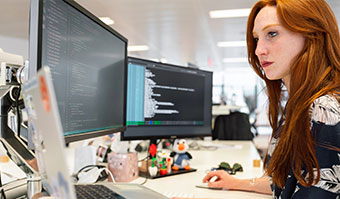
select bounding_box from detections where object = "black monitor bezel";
[121,56,212,141]
[29,0,128,144]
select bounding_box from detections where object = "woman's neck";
[282,76,290,94]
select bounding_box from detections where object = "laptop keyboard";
[75,184,126,199]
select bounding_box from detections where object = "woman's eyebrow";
[262,24,280,31]
[253,24,280,36]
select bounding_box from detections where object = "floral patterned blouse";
[267,94,340,198]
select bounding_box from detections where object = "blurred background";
[0,0,339,135]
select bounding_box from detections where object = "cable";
[104,168,115,183]
[138,154,149,162]
[139,176,148,185]
[74,165,105,181]
[139,149,151,185]
[139,158,148,186]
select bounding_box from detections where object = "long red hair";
[247,0,340,188]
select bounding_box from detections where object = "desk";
[3,139,271,198]
[0,147,28,199]
[133,140,272,199]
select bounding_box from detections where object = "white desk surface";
[0,145,27,185]
[1,138,273,198]
[132,140,272,199]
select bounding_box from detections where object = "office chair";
[212,111,254,140]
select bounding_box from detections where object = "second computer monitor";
[29,0,127,143]
[122,57,212,140]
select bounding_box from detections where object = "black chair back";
[212,111,254,140]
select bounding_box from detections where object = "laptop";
[22,66,168,199]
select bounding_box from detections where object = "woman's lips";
[261,61,273,68]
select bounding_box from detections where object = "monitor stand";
[139,139,197,179]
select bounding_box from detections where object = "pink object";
[107,152,139,182]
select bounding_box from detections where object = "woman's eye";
[268,31,278,38]
[254,37,259,43]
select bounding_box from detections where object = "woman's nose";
[255,39,269,56]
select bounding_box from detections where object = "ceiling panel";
[0,0,339,73]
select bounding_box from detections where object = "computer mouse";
[209,176,218,182]
[195,181,222,190]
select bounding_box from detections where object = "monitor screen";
[29,0,127,143]
[122,57,212,140]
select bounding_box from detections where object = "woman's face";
[252,6,305,85]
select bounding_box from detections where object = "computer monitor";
[29,0,127,144]
[122,57,212,141]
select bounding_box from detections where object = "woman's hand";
[171,171,272,199]
[202,170,240,190]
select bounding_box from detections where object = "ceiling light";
[99,17,114,25]
[223,57,248,63]
[128,45,149,52]
[209,8,251,18]
[218,41,246,47]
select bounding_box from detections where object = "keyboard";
[75,184,125,199]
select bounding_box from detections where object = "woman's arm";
[231,176,272,194]
[172,171,272,199]
[203,170,272,195]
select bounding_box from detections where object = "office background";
[0,0,339,135]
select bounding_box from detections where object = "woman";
[174,0,340,198]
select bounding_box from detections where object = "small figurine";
[148,157,158,177]
[170,139,192,170]
[166,157,172,173]
[158,152,168,175]
[149,143,157,158]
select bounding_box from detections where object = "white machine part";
[0,48,24,87]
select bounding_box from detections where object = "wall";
[0,35,28,60]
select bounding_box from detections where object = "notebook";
[22,66,168,199]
